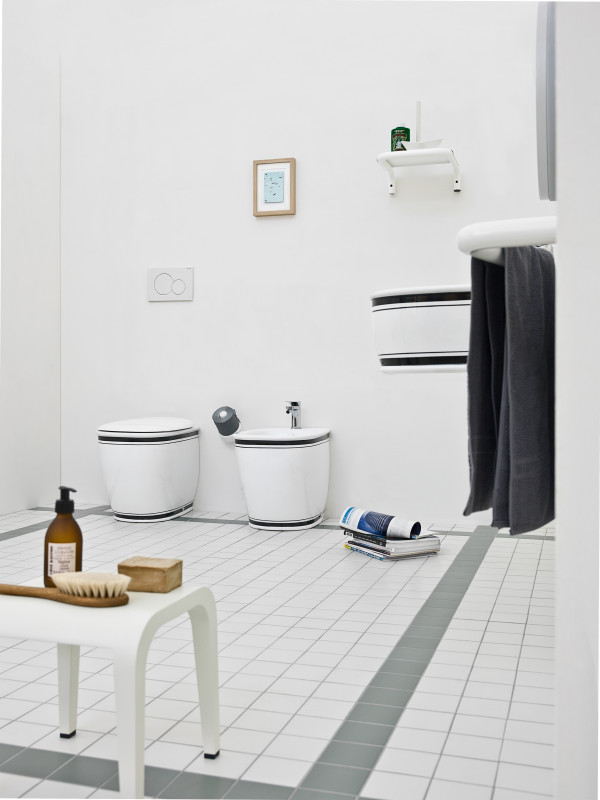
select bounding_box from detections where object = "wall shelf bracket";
[376,148,461,194]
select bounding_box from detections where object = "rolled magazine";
[339,506,421,540]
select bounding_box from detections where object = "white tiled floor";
[0,508,555,798]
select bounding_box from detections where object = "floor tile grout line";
[286,527,499,800]
[148,528,420,796]
[0,520,552,799]
[387,529,507,799]
[394,536,510,798]
[220,528,455,666]
[118,529,468,795]
[490,538,553,795]
[149,767,187,800]
[0,515,251,793]
[0,523,382,795]
[0,743,82,793]
[0,506,113,543]
[0,529,478,664]
[0,511,556,547]
[0,527,468,796]
[421,531,525,796]
[0,709,554,790]
[2,528,455,683]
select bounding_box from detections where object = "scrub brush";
[0,572,131,607]
[53,572,131,599]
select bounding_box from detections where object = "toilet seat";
[98,417,198,443]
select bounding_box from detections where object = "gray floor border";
[1,510,554,543]
[289,525,499,800]
[0,525,511,798]
[0,506,113,543]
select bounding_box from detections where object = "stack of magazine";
[340,506,441,561]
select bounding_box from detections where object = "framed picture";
[253,158,296,217]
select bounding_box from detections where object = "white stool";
[0,585,220,798]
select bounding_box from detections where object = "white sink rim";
[234,427,330,442]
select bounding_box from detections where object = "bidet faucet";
[285,401,301,429]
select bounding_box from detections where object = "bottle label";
[47,542,76,575]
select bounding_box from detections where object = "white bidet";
[234,427,330,530]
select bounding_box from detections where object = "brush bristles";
[53,572,131,598]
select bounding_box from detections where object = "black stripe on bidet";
[249,514,323,528]
[371,290,471,307]
[235,433,329,447]
[98,429,199,444]
[380,354,467,367]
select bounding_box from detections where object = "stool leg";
[113,651,146,799]
[188,605,220,758]
[57,644,79,738]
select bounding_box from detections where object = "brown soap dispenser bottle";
[44,486,83,588]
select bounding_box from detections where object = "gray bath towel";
[464,246,555,534]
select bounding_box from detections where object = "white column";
[555,4,600,798]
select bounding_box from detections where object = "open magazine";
[343,535,441,560]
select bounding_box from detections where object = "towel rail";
[457,216,557,266]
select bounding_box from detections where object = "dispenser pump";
[44,486,82,588]
[55,486,76,514]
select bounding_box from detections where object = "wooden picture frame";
[253,158,296,217]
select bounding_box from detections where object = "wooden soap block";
[118,556,182,593]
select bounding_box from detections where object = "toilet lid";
[98,417,196,435]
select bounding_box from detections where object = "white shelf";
[377,148,461,194]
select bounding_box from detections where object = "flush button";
[147,268,194,302]
[154,273,173,295]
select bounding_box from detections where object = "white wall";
[0,1,62,513]
[5,3,600,793]
[49,0,551,521]
[555,4,600,798]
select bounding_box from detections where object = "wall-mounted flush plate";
[147,267,194,301]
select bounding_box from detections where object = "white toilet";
[98,417,200,522]
[234,427,330,530]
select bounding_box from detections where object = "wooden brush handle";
[0,583,129,607]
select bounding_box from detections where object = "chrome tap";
[285,401,301,429]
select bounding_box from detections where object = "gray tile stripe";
[0,527,46,543]
[179,515,249,524]
[0,506,112,542]
[35,508,250,526]
[496,531,554,540]
[182,520,555,542]
[31,505,112,516]
[0,526,500,799]
[184,522,554,541]
[0,510,555,542]
[292,525,499,800]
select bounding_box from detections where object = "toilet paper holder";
[212,406,241,438]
